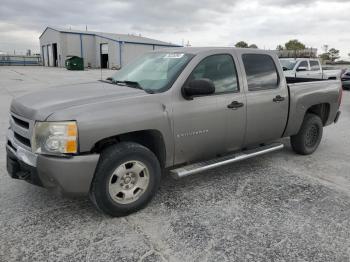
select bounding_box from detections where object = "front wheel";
[290,113,323,155]
[90,142,161,217]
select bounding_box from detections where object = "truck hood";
[10,81,146,120]
[282,70,295,77]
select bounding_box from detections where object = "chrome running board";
[170,143,284,179]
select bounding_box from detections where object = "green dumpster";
[65,56,84,70]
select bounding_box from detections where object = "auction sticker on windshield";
[164,53,185,59]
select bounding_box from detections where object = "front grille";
[9,112,33,150]
[7,140,17,152]
[14,132,31,148]
[12,115,29,129]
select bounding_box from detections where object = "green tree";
[328,48,340,62]
[276,45,284,51]
[284,39,306,51]
[319,53,330,62]
[235,41,249,48]
[249,44,258,48]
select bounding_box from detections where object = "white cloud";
[0,0,349,58]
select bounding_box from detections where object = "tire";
[89,142,161,217]
[290,113,323,155]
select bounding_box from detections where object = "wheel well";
[91,130,167,168]
[306,103,330,125]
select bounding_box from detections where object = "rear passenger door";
[240,53,289,146]
[309,60,323,79]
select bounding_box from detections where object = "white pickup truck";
[280,58,341,80]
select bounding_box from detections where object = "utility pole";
[322,44,329,53]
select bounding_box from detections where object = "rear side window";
[242,54,279,91]
[189,54,239,93]
[310,61,321,71]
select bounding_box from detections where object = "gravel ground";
[0,66,349,262]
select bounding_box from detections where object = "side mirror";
[296,66,307,72]
[183,78,215,99]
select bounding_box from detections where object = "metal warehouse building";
[39,27,181,69]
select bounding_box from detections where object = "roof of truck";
[279,58,319,61]
[156,47,276,55]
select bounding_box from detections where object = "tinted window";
[189,54,239,93]
[298,61,309,70]
[242,54,279,91]
[310,61,321,71]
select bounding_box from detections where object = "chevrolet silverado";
[6,48,342,216]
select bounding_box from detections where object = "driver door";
[172,53,246,164]
[295,60,310,78]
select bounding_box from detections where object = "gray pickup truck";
[6,48,342,216]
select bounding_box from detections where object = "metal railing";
[0,55,42,66]
[276,48,318,58]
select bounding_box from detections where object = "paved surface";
[0,66,350,262]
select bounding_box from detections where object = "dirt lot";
[0,66,349,262]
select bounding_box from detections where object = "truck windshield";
[111,52,194,93]
[279,59,297,71]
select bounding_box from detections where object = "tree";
[248,44,258,48]
[235,41,249,48]
[328,48,340,62]
[319,53,330,62]
[276,45,284,51]
[284,39,306,51]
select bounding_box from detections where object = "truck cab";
[280,58,325,79]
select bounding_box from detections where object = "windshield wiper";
[112,80,154,94]
[113,80,141,88]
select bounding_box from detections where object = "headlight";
[32,121,78,155]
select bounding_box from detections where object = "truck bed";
[284,77,341,137]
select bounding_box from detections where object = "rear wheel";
[290,113,323,155]
[90,142,161,217]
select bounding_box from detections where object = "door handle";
[273,95,285,102]
[227,101,244,109]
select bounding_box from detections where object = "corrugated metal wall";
[40,28,180,69]
[121,43,153,67]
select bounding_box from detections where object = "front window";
[297,61,309,70]
[111,52,193,93]
[188,54,239,93]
